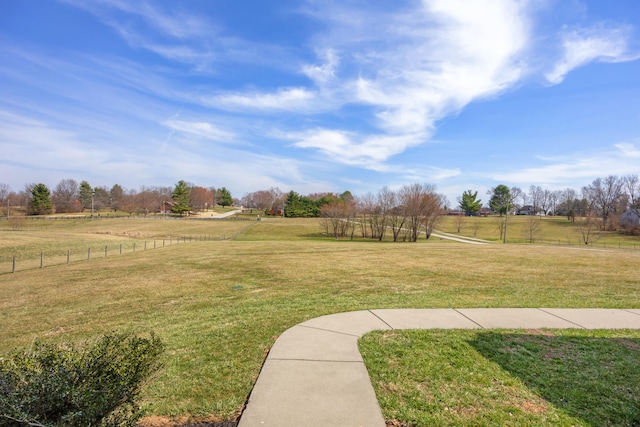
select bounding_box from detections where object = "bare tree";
[356,192,375,238]
[548,190,561,216]
[578,214,602,245]
[509,186,523,212]
[528,185,543,214]
[190,186,213,212]
[121,189,138,215]
[136,186,164,215]
[422,191,446,239]
[399,183,424,242]
[582,175,624,230]
[0,183,10,203]
[319,200,356,239]
[471,216,481,238]
[454,213,465,233]
[398,183,444,242]
[521,215,543,243]
[375,186,395,241]
[0,183,11,216]
[624,174,640,213]
[389,205,406,242]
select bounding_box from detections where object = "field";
[1,215,639,425]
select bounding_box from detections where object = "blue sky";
[1,0,639,206]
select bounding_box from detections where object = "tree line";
[0,180,234,217]
[2,174,638,236]
[480,175,640,234]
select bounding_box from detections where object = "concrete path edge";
[238,308,640,427]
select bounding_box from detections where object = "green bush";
[0,332,164,427]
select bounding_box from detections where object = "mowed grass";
[360,329,640,426]
[437,214,640,247]
[1,217,639,422]
[0,217,253,272]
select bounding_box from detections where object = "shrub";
[0,332,164,427]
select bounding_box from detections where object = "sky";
[1,0,639,206]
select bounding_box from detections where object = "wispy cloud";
[270,0,532,165]
[60,0,277,72]
[495,143,640,186]
[163,119,236,142]
[288,129,428,168]
[204,88,318,113]
[545,24,639,84]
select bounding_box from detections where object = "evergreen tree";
[458,190,482,216]
[79,180,93,210]
[284,191,321,217]
[488,184,512,216]
[217,187,233,207]
[110,184,124,211]
[171,180,191,215]
[31,183,52,215]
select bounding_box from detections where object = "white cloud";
[163,119,236,142]
[545,25,639,84]
[302,49,340,87]
[614,142,640,158]
[205,87,317,112]
[494,143,640,186]
[289,128,429,168]
[282,0,532,163]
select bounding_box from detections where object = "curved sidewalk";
[238,308,640,427]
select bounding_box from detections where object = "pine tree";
[171,180,191,216]
[459,190,482,216]
[489,184,512,216]
[217,187,233,207]
[79,180,93,210]
[31,183,52,215]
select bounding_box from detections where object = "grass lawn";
[1,217,639,424]
[437,214,640,248]
[360,329,640,426]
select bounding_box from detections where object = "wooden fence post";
[12,256,16,273]
[67,250,70,264]
[40,252,44,268]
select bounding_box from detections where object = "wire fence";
[510,238,640,250]
[3,225,254,275]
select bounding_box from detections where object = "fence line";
[511,238,639,251]
[4,232,243,274]
[3,215,256,222]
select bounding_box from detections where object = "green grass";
[360,329,640,426]
[438,215,640,247]
[0,217,639,423]
[0,217,254,272]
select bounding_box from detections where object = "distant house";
[517,205,540,215]
[160,201,174,214]
[620,209,640,227]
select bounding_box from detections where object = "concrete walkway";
[238,308,640,427]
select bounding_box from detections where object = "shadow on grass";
[468,331,640,427]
